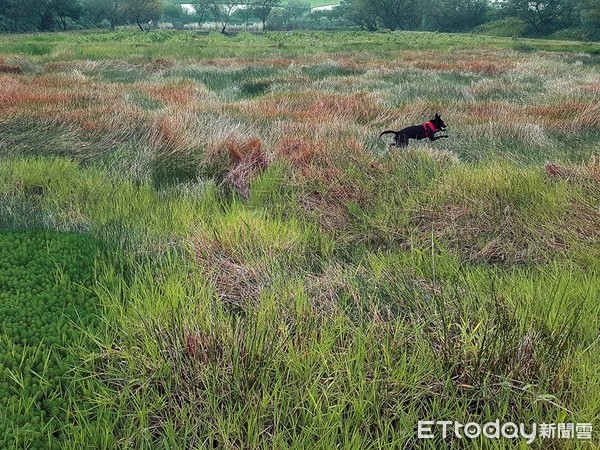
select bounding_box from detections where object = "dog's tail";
[379,130,397,139]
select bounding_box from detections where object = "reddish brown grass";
[230,92,381,123]
[300,93,379,122]
[392,50,518,75]
[412,60,514,75]
[0,64,22,74]
[580,82,600,96]
[152,115,184,152]
[225,138,269,199]
[545,159,600,186]
[277,137,327,170]
[462,100,600,130]
[144,82,200,105]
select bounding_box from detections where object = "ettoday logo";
[417,420,593,443]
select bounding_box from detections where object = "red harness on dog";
[422,121,436,138]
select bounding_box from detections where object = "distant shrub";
[207,31,229,43]
[235,31,257,42]
[149,30,174,42]
[473,18,528,37]
[551,28,591,42]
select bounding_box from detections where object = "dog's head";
[432,113,447,131]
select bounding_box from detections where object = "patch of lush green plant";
[0,231,99,449]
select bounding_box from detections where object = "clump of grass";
[0,63,22,74]
[78,243,600,449]
[150,150,201,188]
[240,79,271,97]
[545,157,600,186]
[411,162,598,264]
[225,137,269,199]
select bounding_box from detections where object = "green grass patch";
[0,30,598,61]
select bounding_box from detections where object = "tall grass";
[0,31,599,448]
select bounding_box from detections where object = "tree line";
[339,0,599,40]
[0,0,598,40]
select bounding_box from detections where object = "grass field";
[0,30,599,449]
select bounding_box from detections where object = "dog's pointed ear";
[434,113,440,119]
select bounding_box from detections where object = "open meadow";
[0,30,599,449]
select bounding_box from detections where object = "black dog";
[380,113,449,148]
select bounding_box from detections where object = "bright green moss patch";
[0,231,99,449]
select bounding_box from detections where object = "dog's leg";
[429,135,449,142]
[397,135,409,147]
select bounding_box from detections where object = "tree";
[0,0,15,31]
[120,0,162,30]
[373,0,414,30]
[251,0,281,31]
[12,0,53,31]
[0,0,10,30]
[339,0,378,31]
[232,4,253,29]
[191,0,211,24]
[83,0,107,26]
[105,0,122,28]
[310,7,348,28]
[504,0,571,35]
[210,0,238,33]
[280,0,310,28]
[0,0,82,31]
[82,0,121,28]
[52,0,82,30]
[430,0,488,32]
[323,7,351,27]
[162,0,189,28]
[581,0,600,39]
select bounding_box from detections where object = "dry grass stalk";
[224,138,269,199]
[0,64,22,74]
[192,232,264,312]
[545,157,600,185]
